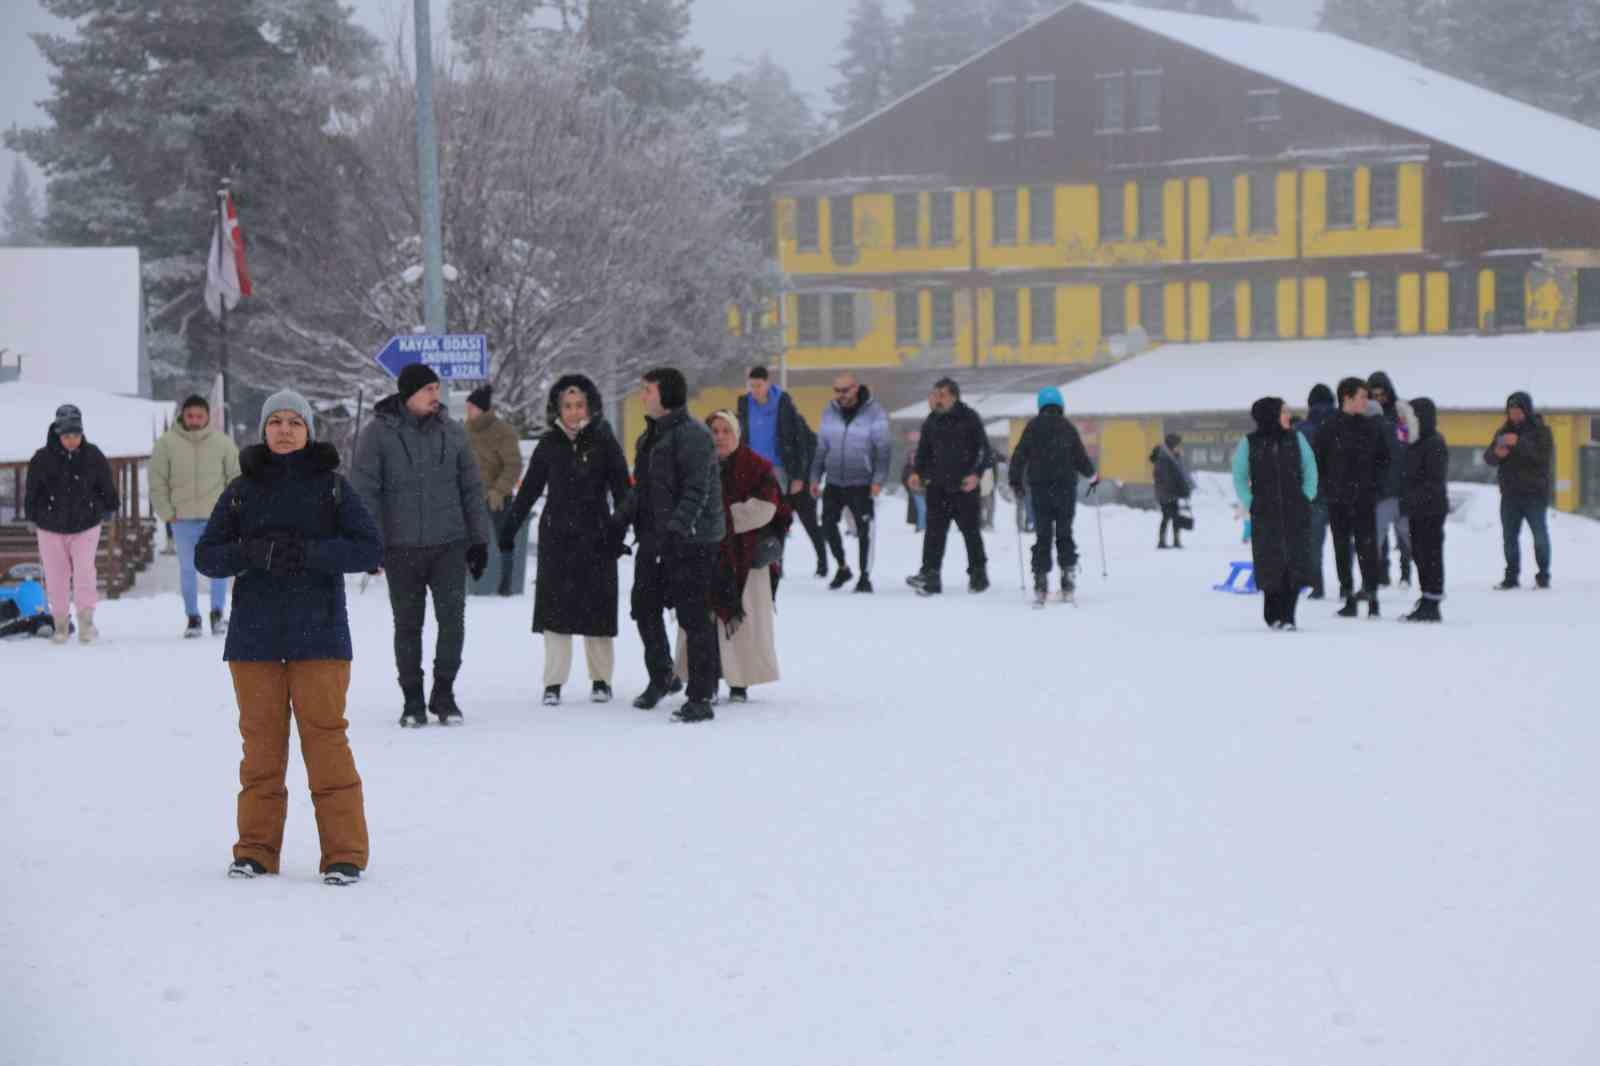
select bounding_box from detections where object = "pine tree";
[585,0,707,113]
[828,0,898,128]
[892,0,992,96]
[1318,0,1443,63]
[3,158,41,246]
[723,54,825,197]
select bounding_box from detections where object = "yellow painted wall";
[1424,272,1449,333]
[1189,282,1210,342]
[1301,164,1424,259]
[976,284,1100,365]
[1477,269,1496,330]
[1099,418,1164,483]
[1398,273,1422,334]
[1164,282,1188,342]
[1277,278,1300,339]
[1303,276,1328,338]
[1190,172,1298,262]
[1354,276,1371,336]
[775,192,974,277]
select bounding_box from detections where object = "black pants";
[1029,481,1078,576]
[822,485,875,576]
[923,485,988,577]
[1410,513,1446,599]
[385,540,468,690]
[632,543,718,701]
[1158,500,1182,546]
[1328,500,1380,597]
[1262,575,1300,627]
[787,489,827,567]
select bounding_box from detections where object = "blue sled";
[1,564,52,638]
[1213,561,1258,595]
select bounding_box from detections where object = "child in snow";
[1149,433,1193,549]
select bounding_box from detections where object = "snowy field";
[3,475,1598,1065]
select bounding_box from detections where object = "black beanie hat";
[467,384,493,411]
[180,393,210,413]
[398,363,441,402]
[1307,383,1335,408]
[1164,433,1182,449]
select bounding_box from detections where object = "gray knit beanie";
[258,389,317,441]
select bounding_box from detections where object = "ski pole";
[1015,491,1027,600]
[1094,485,1108,580]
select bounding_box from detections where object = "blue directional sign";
[373,334,490,381]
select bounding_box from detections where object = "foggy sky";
[1,0,1321,208]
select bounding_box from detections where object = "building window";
[1210,175,1236,237]
[1246,89,1281,123]
[1326,168,1355,228]
[1029,186,1054,244]
[992,188,1018,246]
[1096,73,1125,133]
[1449,268,1478,330]
[829,195,853,249]
[1371,274,1398,333]
[1370,164,1400,227]
[894,193,919,249]
[1100,184,1125,243]
[1578,268,1600,326]
[830,293,855,344]
[796,198,819,251]
[1133,70,1162,130]
[1251,278,1276,339]
[1328,275,1355,335]
[1024,77,1055,137]
[932,290,955,342]
[1445,162,1480,219]
[1030,286,1057,343]
[797,294,822,345]
[1249,172,1276,234]
[931,191,955,246]
[1140,282,1164,339]
[1101,283,1125,337]
[1137,181,1163,242]
[1211,281,1237,340]
[988,78,1016,141]
[994,289,1020,344]
[1496,268,1526,329]
[895,290,920,344]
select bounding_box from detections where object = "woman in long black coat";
[498,375,631,705]
[1231,397,1319,630]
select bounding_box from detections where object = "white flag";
[204,190,251,319]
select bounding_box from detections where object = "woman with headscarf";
[499,375,631,706]
[195,391,384,885]
[1231,397,1318,631]
[676,411,791,703]
[25,403,120,644]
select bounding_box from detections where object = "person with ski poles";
[1006,387,1097,605]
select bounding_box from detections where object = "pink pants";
[36,526,101,620]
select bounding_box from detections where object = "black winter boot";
[968,569,990,594]
[673,700,715,723]
[399,684,428,728]
[1493,573,1519,590]
[1336,596,1360,618]
[209,609,227,637]
[184,614,204,639]
[430,677,464,725]
[542,685,561,706]
[1401,598,1441,623]
[907,570,941,595]
[829,566,854,591]
[1367,594,1381,619]
[633,675,680,710]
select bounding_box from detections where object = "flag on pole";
[204,188,252,319]
[208,371,227,433]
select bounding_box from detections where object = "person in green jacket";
[151,395,241,638]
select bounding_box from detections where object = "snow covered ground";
[4,476,1598,1065]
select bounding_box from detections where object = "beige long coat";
[675,496,780,689]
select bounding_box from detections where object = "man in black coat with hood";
[1313,376,1389,618]
[1485,390,1553,589]
[1296,383,1337,598]
[906,378,991,595]
[1402,397,1449,621]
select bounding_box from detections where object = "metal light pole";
[414,0,447,336]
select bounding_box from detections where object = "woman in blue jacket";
[197,391,383,885]
[1233,397,1319,631]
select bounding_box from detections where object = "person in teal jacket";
[1232,397,1319,630]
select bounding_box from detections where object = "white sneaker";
[77,608,98,645]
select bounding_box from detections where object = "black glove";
[242,533,305,576]
[496,522,518,555]
[1086,477,1102,496]
[241,537,276,572]
[466,543,489,582]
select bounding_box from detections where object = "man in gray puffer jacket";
[807,372,890,593]
[352,363,492,726]
[618,366,724,722]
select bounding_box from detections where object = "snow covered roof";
[784,2,1600,208]
[890,392,1037,422]
[0,383,171,463]
[0,248,147,397]
[1083,2,1600,204]
[989,332,1600,419]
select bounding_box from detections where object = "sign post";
[373,333,490,381]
